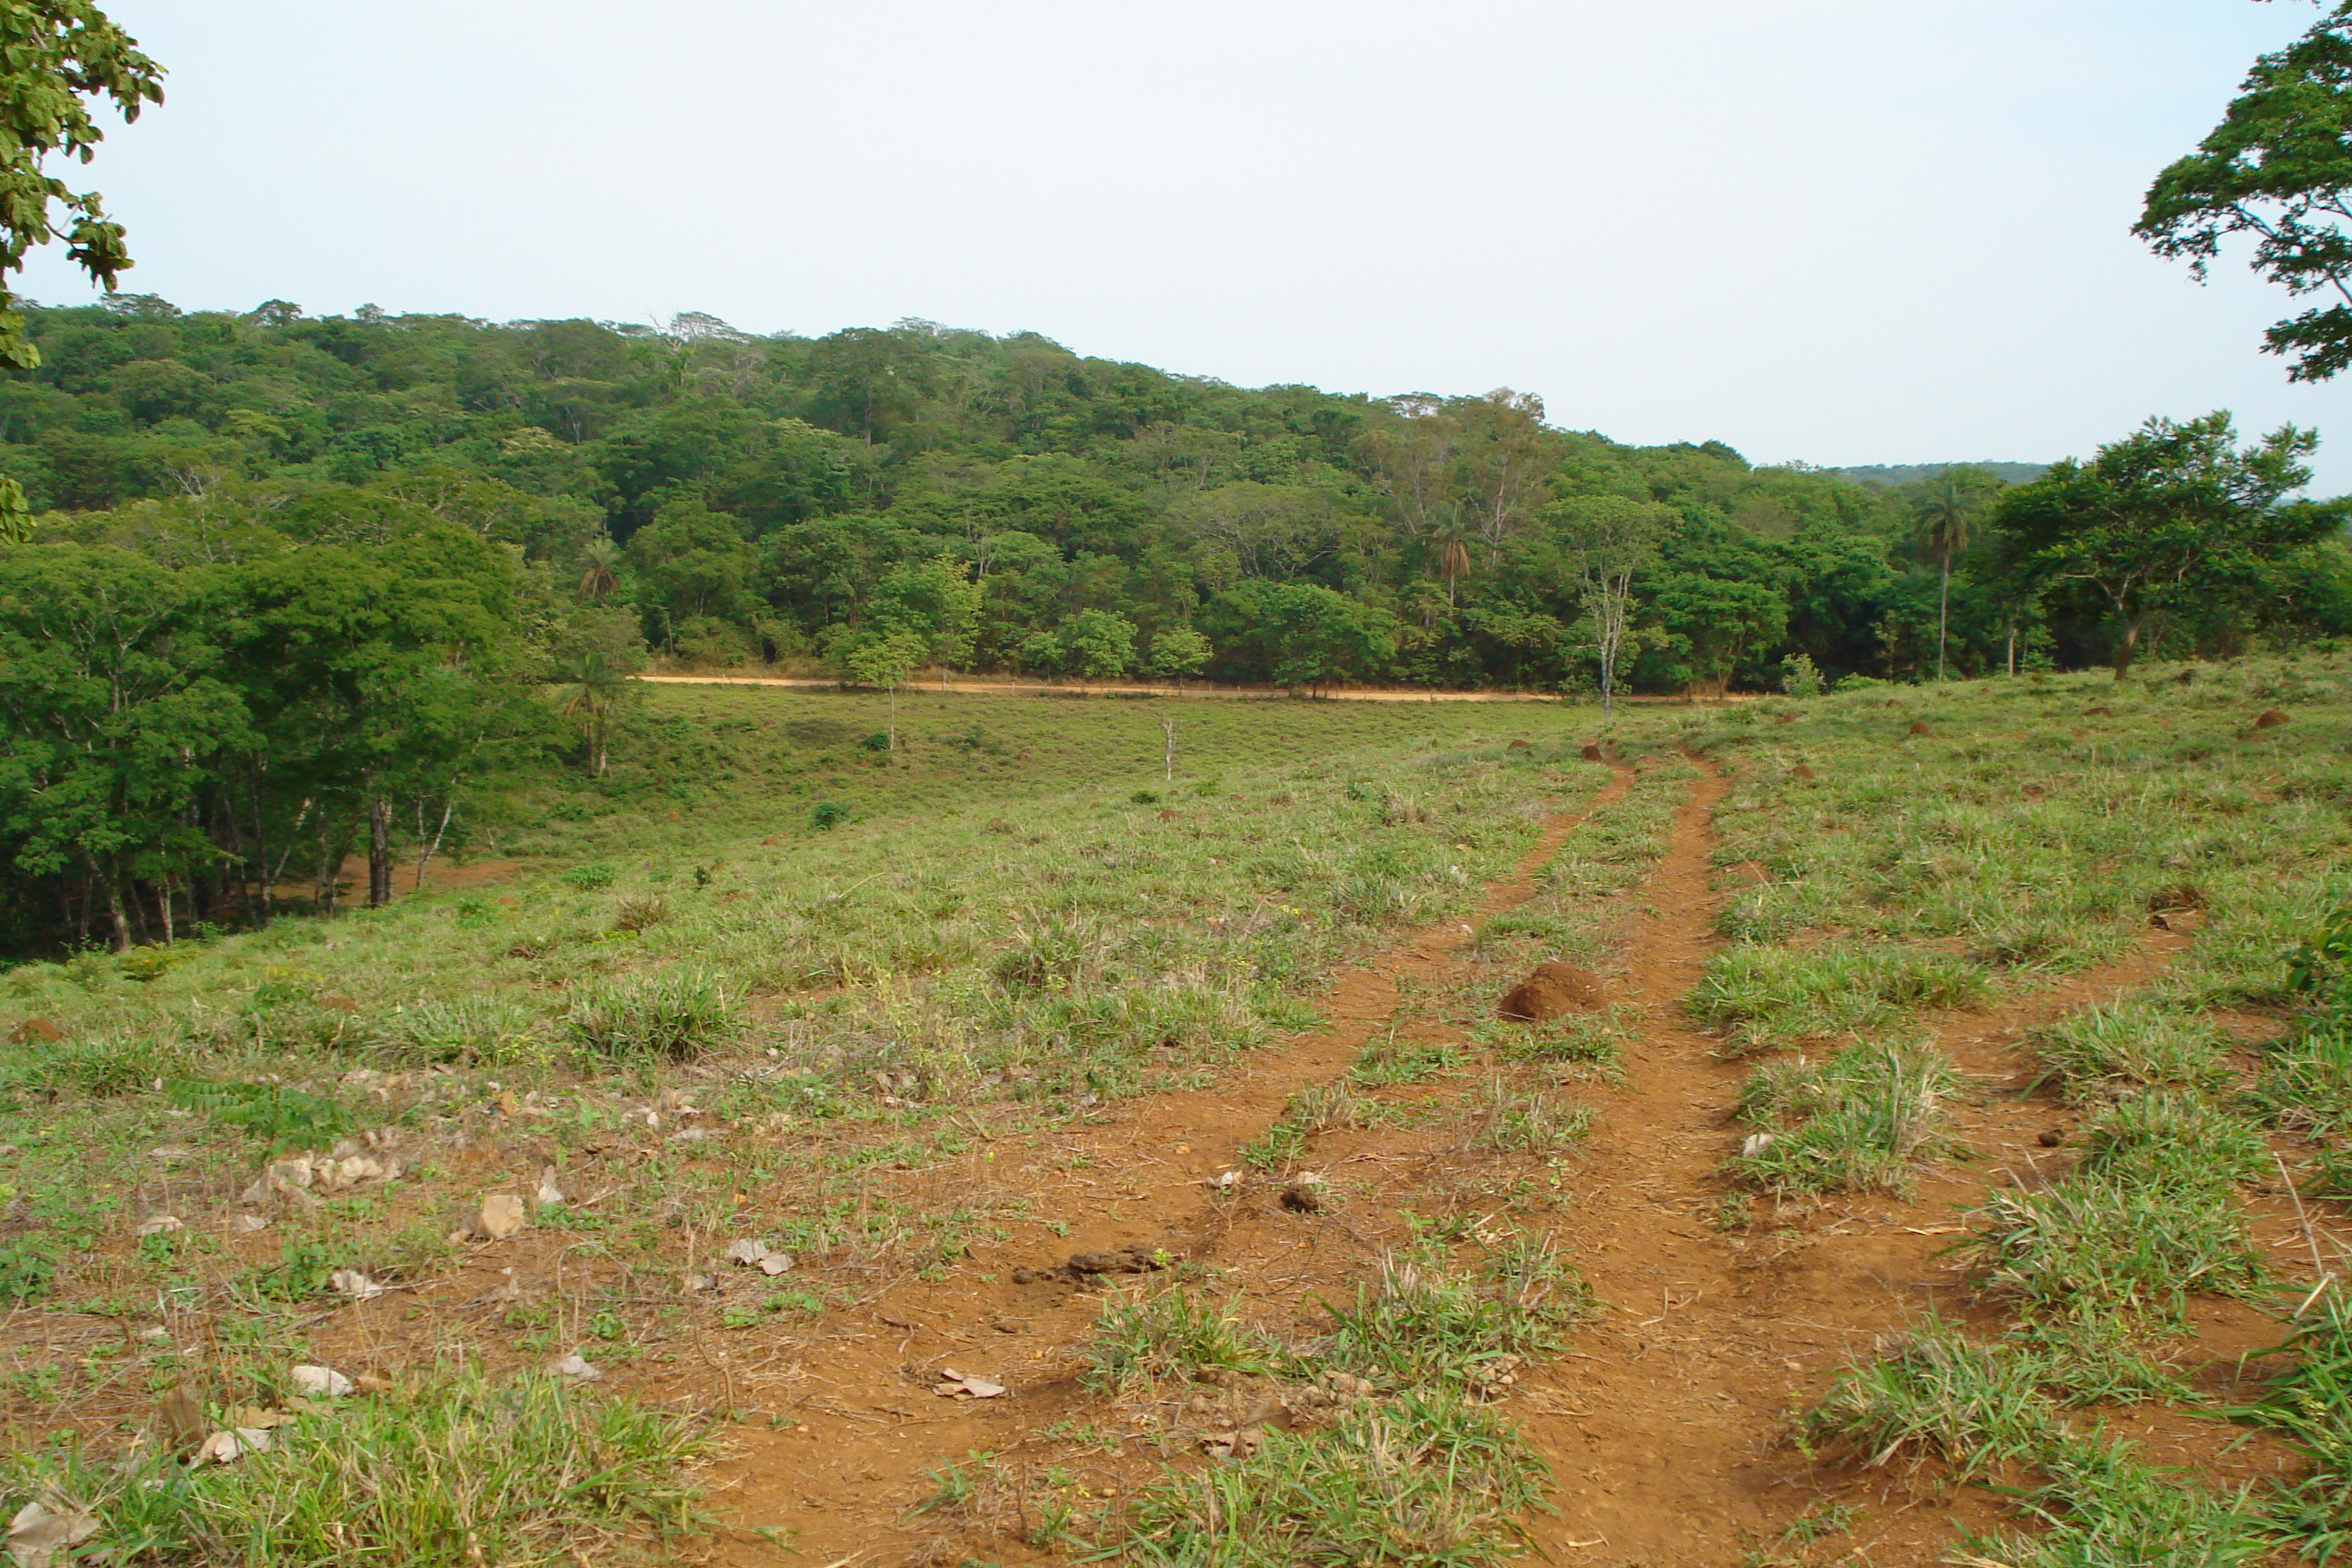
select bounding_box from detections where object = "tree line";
[0,296,2346,952]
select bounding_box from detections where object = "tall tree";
[1991,412,2339,679]
[1909,466,2000,681]
[2138,5,2352,381]
[1550,495,1674,714]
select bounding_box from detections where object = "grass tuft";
[1726,1040,1958,1196]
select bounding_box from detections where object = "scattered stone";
[552,1353,602,1385]
[536,1168,565,1207]
[328,1268,385,1301]
[136,1215,183,1238]
[2257,709,2292,729]
[7,1498,98,1568]
[1498,961,1604,1023]
[1199,1427,1262,1459]
[290,1364,354,1398]
[230,1214,269,1233]
[1204,1170,1241,1193]
[934,1367,1006,1400]
[2037,1127,2067,1148]
[992,1316,1030,1334]
[1740,1132,1776,1158]
[196,1426,271,1465]
[7,1018,60,1045]
[1010,1267,1036,1285]
[724,1239,793,1276]
[470,1194,527,1242]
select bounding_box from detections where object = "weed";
[1955,1177,2265,1325]
[1461,1079,1596,1155]
[1350,1029,1462,1086]
[1800,1318,2061,1475]
[2254,1021,2352,1135]
[1122,1388,1547,1567]
[562,969,738,1063]
[1322,1226,1585,1388]
[0,1365,704,1565]
[1690,943,1990,1050]
[166,1080,358,1155]
[810,800,849,829]
[5,1029,180,1099]
[560,863,616,891]
[385,997,538,1067]
[2034,1002,2233,1103]
[1484,1006,1633,1077]
[1726,1040,1958,1196]
[1083,1287,1284,1393]
[611,896,671,933]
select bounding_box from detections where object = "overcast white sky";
[23,2,2349,485]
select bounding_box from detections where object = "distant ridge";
[1834,462,2048,488]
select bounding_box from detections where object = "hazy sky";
[25,2,2349,485]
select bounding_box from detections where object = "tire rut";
[705,767,1638,1559]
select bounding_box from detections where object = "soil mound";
[1792,765,1816,780]
[2256,709,2292,729]
[1498,961,1605,1022]
[1907,720,1932,736]
[1508,739,1531,750]
[1580,743,1605,762]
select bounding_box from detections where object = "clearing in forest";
[5,661,2352,1568]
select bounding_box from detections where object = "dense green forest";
[4,294,2349,953]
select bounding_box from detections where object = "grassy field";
[9,661,2352,1566]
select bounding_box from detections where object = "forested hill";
[1835,462,2049,489]
[0,295,2112,694]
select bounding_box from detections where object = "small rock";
[933,1367,1005,1399]
[290,1364,354,1397]
[1204,1170,1241,1192]
[993,1316,1031,1334]
[328,1268,385,1301]
[230,1214,269,1233]
[1010,1266,1035,1285]
[471,1194,527,1241]
[136,1214,183,1238]
[552,1352,602,1384]
[535,1168,565,1207]
[1740,1132,1775,1158]
[2037,1127,2067,1148]
[724,1239,793,1276]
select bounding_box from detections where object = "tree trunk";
[1163,716,1177,781]
[368,798,394,907]
[1936,555,1952,682]
[105,876,130,953]
[2112,616,2142,681]
[2005,615,2017,678]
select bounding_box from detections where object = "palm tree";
[576,535,620,602]
[1435,531,1473,608]
[552,648,631,775]
[1913,473,1981,681]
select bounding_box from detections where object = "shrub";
[562,970,739,1063]
[809,800,848,830]
[560,863,616,891]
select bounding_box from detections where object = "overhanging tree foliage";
[2138,4,2352,381]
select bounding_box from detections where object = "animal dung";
[1498,961,1604,1022]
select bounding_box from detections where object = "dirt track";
[694,753,2331,1566]
[638,672,1706,705]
